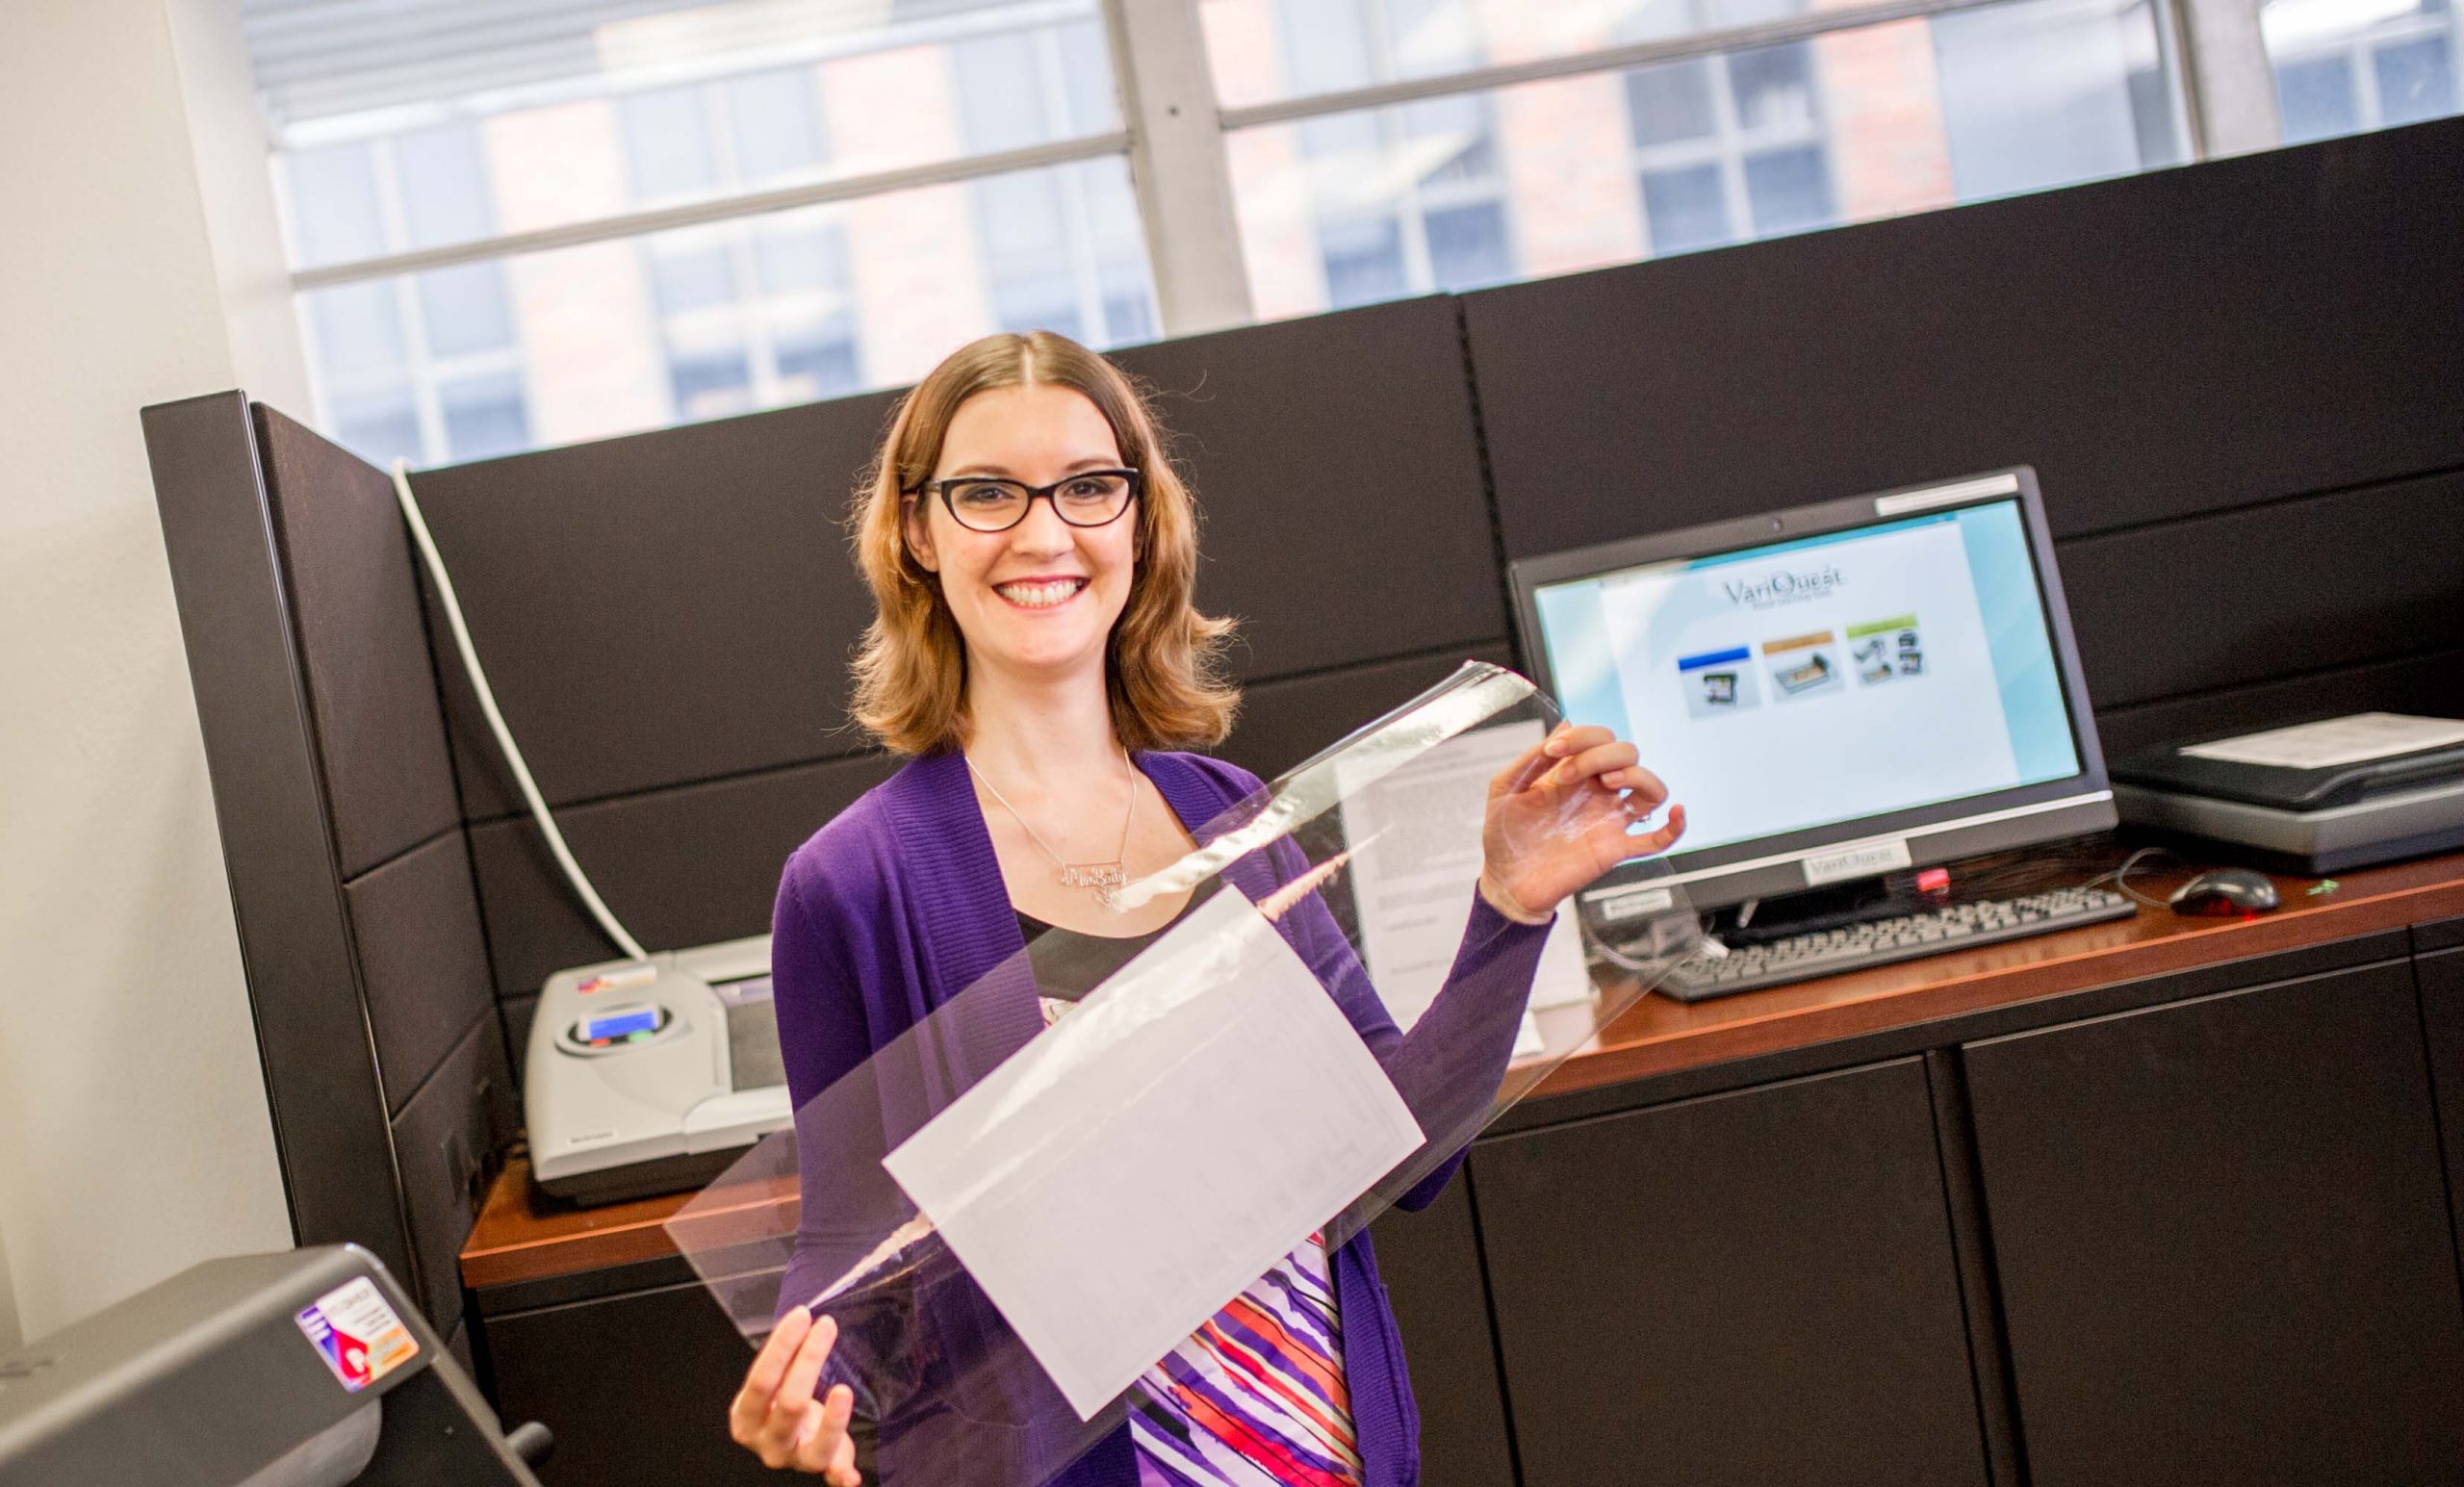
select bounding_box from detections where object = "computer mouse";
[2169,868,2280,916]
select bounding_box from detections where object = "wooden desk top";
[463,851,2464,1294]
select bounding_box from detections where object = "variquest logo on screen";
[1723,565,1844,608]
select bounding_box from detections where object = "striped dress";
[1036,990,1364,1486]
[1127,1233,1362,1486]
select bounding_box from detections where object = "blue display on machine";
[582,1007,661,1041]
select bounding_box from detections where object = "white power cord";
[390,459,650,963]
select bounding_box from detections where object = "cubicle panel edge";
[252,407,509,1138]
[257,403,522,1329]
[251,407,463,878]
[392,1014,520,1335]
[1467,116,2464,562]
[141,391,417,1292]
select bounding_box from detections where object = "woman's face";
[909,382,1138,685]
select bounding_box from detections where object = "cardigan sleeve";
[768,824,1053,1436]
[773,849,873,1112]
[771,840,912,1330]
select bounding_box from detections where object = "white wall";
[0,0,307,1346]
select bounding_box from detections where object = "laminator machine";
[526,934,792,1205]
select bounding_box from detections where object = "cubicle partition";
[1465,116,2464,759]
[146,115,2462,1483]
[144,399,515,1364]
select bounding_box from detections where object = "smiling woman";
[728,331,1681,1484]
[847,332,1239,759]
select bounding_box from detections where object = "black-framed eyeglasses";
[907,469,1143,533]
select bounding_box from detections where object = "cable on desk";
[2078,844,2188,910]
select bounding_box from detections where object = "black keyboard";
[1657,885,2140,1001]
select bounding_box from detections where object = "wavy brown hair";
[848,331,1239,756]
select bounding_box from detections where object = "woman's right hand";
[729,1306,861,1481]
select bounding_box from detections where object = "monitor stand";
[1712,873,1936,947]
[1660,841,2138,1000]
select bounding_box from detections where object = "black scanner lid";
[2115,730,2464,810]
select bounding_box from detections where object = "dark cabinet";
[1473,1058,1989,1487]
[2420,914,2464,954]
[487,1277,780,1485]
[2418,945,2464,1261]
[1370,1179,1518,1487]
[473,934,2464,1487]
[486,1188,1516,1487]
[1962,960,2464,1487]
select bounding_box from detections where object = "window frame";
[265,0,2333,464]
[615,72,866,422]
[1272,0,1519,309]
[1624,44,1837,257]
[283,132,529,466]
[2264,0,2462,140]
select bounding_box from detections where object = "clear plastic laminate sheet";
[666,661,1698,1485]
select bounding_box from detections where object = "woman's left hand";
[1479,724,1685,921]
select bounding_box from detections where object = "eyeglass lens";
[943,473,1135,531]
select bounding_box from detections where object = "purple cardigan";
[770,749,1551,1487]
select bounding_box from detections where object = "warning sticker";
[295,1275,420,1393]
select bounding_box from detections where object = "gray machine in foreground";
[526,934,793,1205]
[0,1244,547,1487]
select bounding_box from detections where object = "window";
[2264,0,2461,142]
[953,26,1160,344]
[251,0,1148,465]
[1931,0,2181,200]
[617,74,866,421]
[1626,44,1838,257]
[1254,1,1516,310]
[245,0,2426,466]
[1218,0,2182,319]
[283,125,530,465]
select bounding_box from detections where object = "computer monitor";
[1508,467,2114,914]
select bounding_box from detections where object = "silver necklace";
[966,750,1140,896]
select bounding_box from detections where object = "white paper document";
[1335,719,1593,1032]
[2179,713,2464,771]
[881,889,1424,1421]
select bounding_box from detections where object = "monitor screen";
[1527,496,2084,859]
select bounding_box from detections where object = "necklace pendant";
[1059,861,1128,892]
